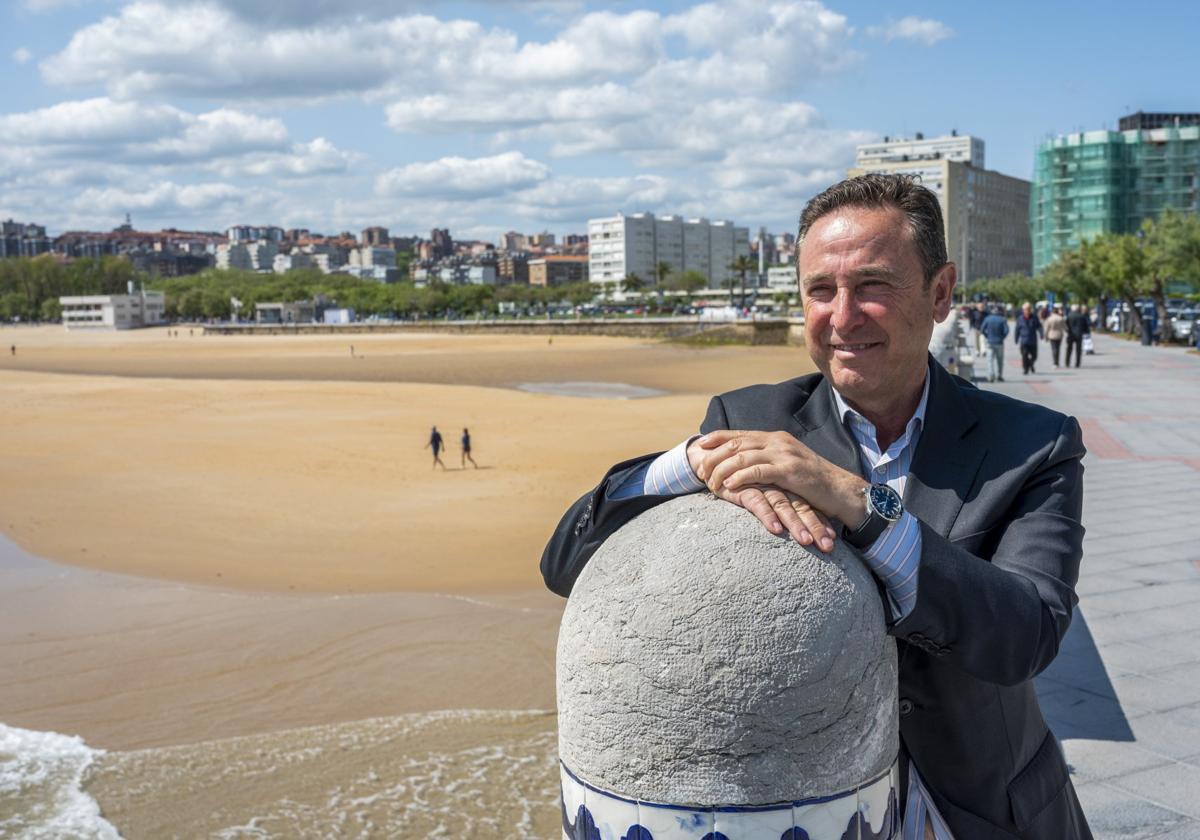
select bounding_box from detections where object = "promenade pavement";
[979,332,1200,838]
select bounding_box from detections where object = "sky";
[1,0,1196,242]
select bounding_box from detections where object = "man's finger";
[763,488,815,546]
[788,496,835,552]
[729,486,784,536]
[705,449,775,492]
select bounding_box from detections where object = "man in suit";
[541,174,1091,839]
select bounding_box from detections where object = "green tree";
[729,254,757,309]
[621,273,645,296]
[654,261,672,289]
[1141,210,1200,340]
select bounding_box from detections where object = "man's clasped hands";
[686,430,872,554]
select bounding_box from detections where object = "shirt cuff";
[644,435,706,495]
[859,511,922,620]
[606,437,706,500]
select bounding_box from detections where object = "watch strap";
[843,506,890,549]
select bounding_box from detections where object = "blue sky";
[1,0,1195,241]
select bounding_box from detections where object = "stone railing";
[204,317,806,345]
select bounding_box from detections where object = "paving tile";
[1098,641,1200,676]
[1075,779,1192,839]
[1109,763,1200,819]
[1147,820,1200,840]
[1063,739,1172,782]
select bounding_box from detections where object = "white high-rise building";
[588,213,750,288]
[849,132,1031,286]
[855,132,983,168]
[217,240,277,272]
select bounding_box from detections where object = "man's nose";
[830,287,863,331]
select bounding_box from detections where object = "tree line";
[0,257,602,322]
[971,210,1200,335]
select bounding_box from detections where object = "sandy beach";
[0,325,817,838]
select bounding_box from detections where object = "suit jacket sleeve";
[539,397,731,597]
[893,415,1086,687]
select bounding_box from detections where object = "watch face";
[869,484,903,522]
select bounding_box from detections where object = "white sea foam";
[0,722,122,839]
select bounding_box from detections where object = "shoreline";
[0,533,562,752]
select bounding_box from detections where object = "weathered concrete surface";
[557,494,898,806]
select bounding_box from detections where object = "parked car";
[1169,308,1196,342]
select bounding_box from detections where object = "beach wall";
[204,318,806,346]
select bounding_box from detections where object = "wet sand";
[0,537,562,837]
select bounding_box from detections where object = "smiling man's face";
[799,205,954,415]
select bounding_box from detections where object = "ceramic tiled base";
[560,761,900,840]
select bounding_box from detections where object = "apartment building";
[587,213,750,288]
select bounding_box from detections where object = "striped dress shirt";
[609,372,955,839]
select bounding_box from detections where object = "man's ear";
[931,262,957,322]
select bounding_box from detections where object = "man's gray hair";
[797,173,948,285]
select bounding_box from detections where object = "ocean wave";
[83,709,559,838]
[0,722,122,839]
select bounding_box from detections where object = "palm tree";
[622,273,645,296]
[729,255,756,311]
[654,261,672,289]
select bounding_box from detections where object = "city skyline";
[2,0,1196,240]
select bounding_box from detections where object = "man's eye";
[806,286,834,299]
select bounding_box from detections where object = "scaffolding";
[1030,125,1200,273]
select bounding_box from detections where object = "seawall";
[204,318,806,346]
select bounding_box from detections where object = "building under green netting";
[1030,115,1200,273]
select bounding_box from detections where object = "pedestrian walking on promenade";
[1065,305,1091,368]
[425,426,446,470]
[1015,302,1043,375]
[461,427,478,469]
[1044,306,1066,367]
[980,305,1009,382]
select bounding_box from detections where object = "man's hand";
[688,430,869,545]
[687,435,848,552]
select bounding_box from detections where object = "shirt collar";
[832,368,930,443]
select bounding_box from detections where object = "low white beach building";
[59,292,166,329]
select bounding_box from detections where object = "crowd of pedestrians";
[965,301,1093,383]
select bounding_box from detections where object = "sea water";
[0,723,121,839]
[2,709,558,838]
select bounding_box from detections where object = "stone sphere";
[556,494,898,806]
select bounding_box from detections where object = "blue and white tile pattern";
[560,761,899,840]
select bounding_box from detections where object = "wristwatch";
[843,483,904,549]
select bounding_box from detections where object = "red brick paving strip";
[1078,418,1134,460]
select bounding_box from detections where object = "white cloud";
[12,48,33,65]
[0,98,344,170]
[14,1,884,235]
[376,152,550,199]
[866,17,953,46]
[218,138,359,178]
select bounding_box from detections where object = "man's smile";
[829,340,883,354]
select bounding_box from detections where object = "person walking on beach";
[1066,305,1091,368]
[461,427,478,469]
[980,305,1009,382]
[1044,305,1066,367]
[1014,301,1043,375]
[9,345,14,356]
[426,426,446,470]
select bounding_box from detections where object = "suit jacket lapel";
[790,377,863,478]
[904,358,987,539]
